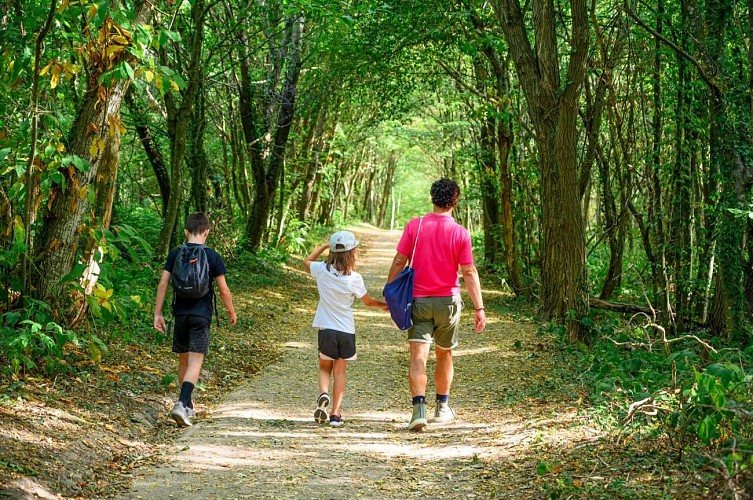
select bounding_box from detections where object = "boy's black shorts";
[318,329,357,361]
[173,315,211,354]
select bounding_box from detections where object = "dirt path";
[120,226,598,499]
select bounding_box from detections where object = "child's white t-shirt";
[310,261,367,334]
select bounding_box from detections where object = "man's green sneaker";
[434,401,455,422]
[408,401,427,431]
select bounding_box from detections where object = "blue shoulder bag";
[384,218,423,330]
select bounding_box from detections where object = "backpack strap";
[202,244,220,326]
[170,244,188,312]
[408,217,423,267]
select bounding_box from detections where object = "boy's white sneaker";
[329,414,344,427]
[170,402,192,428]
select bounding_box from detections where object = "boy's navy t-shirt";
[164,243,227,320]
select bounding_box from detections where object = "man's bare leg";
[435,347,454,395]
[409,341,430,396]
[434,347,456,422]
[408,341,431,430]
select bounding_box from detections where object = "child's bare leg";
[318,358,333,395]
[171,352,204,426]
[178,352,189,385]
[177,352,204,408]
[331,359,348,415]
[183,352,205,384]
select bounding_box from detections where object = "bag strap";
[409,217,423,267]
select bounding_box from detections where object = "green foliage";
[566,317,753,489]
[230,251,286,288]
[276,218,311,256]
[586,238,652,305]
[76,221,153,326]
[0,205,160,377]
[536,461,554,476]
[668,362,753,476]
[0,298,82,374]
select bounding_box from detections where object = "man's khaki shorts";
[408,295,463,350]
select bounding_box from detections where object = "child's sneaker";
[329,414,344,427]
[314,393,330,424]
[170,401,192,428]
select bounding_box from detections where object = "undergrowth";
[541,314,753,497]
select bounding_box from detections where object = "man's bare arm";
[386,252,409,283]
[460,263,486,332]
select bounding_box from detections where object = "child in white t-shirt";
[303,231,387,427]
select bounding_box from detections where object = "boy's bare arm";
[154,270,171,332]
[360,293,388,310]
[215,275,237,325]
[303,243,330,272]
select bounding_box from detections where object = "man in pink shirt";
[386,179,486,431]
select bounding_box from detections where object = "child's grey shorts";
[173,315,211,354]
[318,329,357,361]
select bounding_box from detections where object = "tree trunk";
[155,0,207,258]
[376,155,396,227]
[670,57,693,332]
[243,14,303,252]
[462,0,523,292]
[498,120,523,295]
[596,146,629,301]
[472,56,502,268]
[228,99,251,215]
[494,0,590,341]
[22,0,57,296]
[126,88,169,214]
[298,104,327,222]
[648,0,672,325]
[188,81,209,213]
[36,1,154,304]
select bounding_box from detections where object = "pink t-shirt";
[396,213,474,298]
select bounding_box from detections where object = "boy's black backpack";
[171,244,211,299]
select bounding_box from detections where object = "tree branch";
[623,1,720,97]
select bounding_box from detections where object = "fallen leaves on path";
[1,227,714,498]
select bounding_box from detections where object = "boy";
[154,212,237,427]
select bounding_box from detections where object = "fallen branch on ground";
[589,298,656,315]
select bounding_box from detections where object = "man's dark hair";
[185,212,210,235]
[430,178,460,209]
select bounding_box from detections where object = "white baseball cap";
[329,231,359,252]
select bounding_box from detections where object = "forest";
[1,0,753,496]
